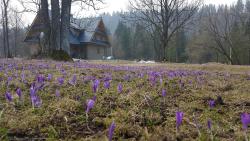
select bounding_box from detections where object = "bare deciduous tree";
[128,0,202,61]
[207,6,242,65]
[1,0,11,58]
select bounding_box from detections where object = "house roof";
[24,12,110,47]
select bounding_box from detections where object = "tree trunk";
[3,0,10,58]
[249,48,250,65]
[60,0,71,55]
[1,8,6,58]
[41,0,50,54]
[14,11,18,57]
[51,0,60,51]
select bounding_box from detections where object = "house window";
[97,48,100,54]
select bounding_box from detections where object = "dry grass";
[0,59,249,140]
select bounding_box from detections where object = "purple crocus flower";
[241,113,250,130]
[104,81,110,89]
[55,89,60,98]
[31,95,42,108]
[6,76,12,86]
[92,95,97,101]
[69,74,77,86]
[37,74,45,83]
[16,88,22,98]
[176,111,184,130]
[124,74,130,81]
[160,78,163,85]
[92,79,100,93]
[117,83,122,93]
[207,119,212,130]
[209,100,215,108]
[30,85,36,96]
[5,92,12,102]
[86,99,95,113]
[108,121,116,141]
[162,89,166,97]
[57,77,64,85]
[21,72,25,82]
[149,75,156,86]
[7,76,12,82]
[47,74,52,81]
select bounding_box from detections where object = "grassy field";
[0,59,250,141]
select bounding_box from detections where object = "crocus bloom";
[108,121,116,141]
[209,100,215,108]
[21,72,25,82]
[30,85,36,96]
[47,74,52,81]
[37,74,45,83]
[117,83,122,93]
[5,92,12,102]
[31,95,42,108]
[92,95,97,101]
[176,111,184,130]
[162,89,166,97]
[207,119,212,130]
[92,79,100,93]
[160,78,163,85]
[55,89,60,98]
[241,113,250,130]
[7,76,12,82]
[104,81,110,89]
[124,75,130,81]
[69,74,77,86]
[16,88,22,98]
[86,99,95,113]
[57,77,64,85]
[6,76,12,86]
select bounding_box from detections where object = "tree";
[60,0,104,54]
[207,5,240,65]
[175,27,187,63]
[60,0,71,54]
[17,0,104,57]
[133,23,154,59]
[128,0,202,61]
[51,0,60,51]
[1,0,11,58]
[246,0,250,64]
[114,22,132,59]
[40,0,50,54]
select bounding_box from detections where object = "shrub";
[50,50,73,62]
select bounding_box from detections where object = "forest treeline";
[113,0,250,65]
[1,0,250,65]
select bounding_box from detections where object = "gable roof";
[24,12,111,47]
[69,18,110,46]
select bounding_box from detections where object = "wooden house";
[24,12,111,60]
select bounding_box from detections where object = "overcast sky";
[17,0,237,25]
[100,0,237,13]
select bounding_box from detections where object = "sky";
[100,0,238,13]
[15,0,237,25]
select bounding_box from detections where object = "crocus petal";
[207,120,212,130]
[209,100,215,108]
[5,92,12,102]
[241,113,250,130]
[176,111,184,130]
[108,121,116,141]
[117,83,122,93]
[86,99,95,113]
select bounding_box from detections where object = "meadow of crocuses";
[0,59,250,140]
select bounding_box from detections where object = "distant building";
[24,12,111,60]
